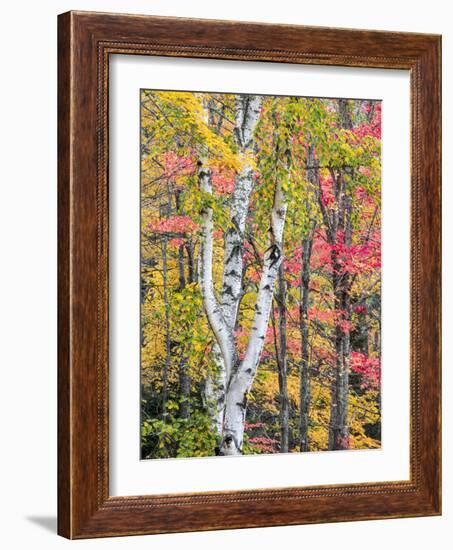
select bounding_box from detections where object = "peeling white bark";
[222,170,289,452]
[220,170,253,330]
[199,166,235,380]
[200,95,290,451]
[220,96,262,331]
[234,95,262,149]
[204,342,227,435]
[201,96,262,438]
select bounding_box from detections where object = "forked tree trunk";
[199,167,236,379]
[202,96,262,438]
[200,164,289,451]
[221,165,289,452]
[199,96,290,454]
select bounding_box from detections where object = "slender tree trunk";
[299,144,317,452]
[276,262,289,453]
[329,195,352,450]
[161,237,170,421]
[355,307,369,354]
[177,242,191,419]
[317,179,343,450]
[324,101,354,451]
[373,328,380,353]
[199,165,235,435]
[220,95,262,330]
[174,190,191,419]
[366,100,376,124]
[299,235,313,452]
[222,161,289,453]
[328,251,342,449]
[177,244,186,289]
[201,96,262,438]
[338,98,353,130]
[179,363,191,420]
[186,240,195,283]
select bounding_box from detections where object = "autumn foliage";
[140,90,382,458]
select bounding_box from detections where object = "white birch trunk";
[220,171,254,330]
[201,96,262,438]
[204,342,227,435]
[199,166,235,379]
[220,96,262,330]
[222,171,289,453]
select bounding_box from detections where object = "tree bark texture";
[199,96,293,454]
[299,235,313,452]
[276,262,289,453]
[299,144,317,452]
[221,153,289,452]
[326,101,354,450]
[201,96,262,444]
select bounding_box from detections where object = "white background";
[0,0,450,548]
[110,57,410,495]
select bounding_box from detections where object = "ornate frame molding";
[58,11,441,538]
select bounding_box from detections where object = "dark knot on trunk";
[217,433,241,456]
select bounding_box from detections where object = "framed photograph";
[58,11,441,539]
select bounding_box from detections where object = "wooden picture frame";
[58,10,441,539]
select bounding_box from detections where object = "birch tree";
[199,96,297,453]
[202,96,262,435]
[140,90,383,459]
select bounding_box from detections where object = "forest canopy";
[140,90,381,459]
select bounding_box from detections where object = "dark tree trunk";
[355,307,369,354]
[323,100,354,451]
[177,243,186,289]
[338,98,353,130]
[366,100,376,124]
[276,262,289,453]
[373,328,380,353]
[161,237,170,421]
[179,362,191,419]
[329,195,352,450]
[186,240,195,284]
[177,248,191,419]
[299,143,317,452]
[175,189,191,419]
[299,235,313,452]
